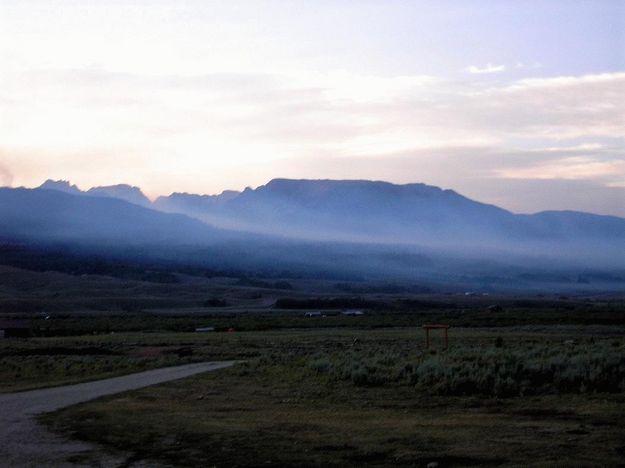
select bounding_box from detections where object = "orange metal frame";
[422,324,450,349]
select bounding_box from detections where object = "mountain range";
[0,178,622,291]
[157,179,625,246]
[32,178,625,250]
[39,180,152,207]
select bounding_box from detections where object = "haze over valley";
[2,3,625,467]
[1,178,623,293]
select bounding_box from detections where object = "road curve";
[0,361,236,467]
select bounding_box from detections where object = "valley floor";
[20,325,625,467]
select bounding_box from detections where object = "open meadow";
[4,319,623,466]
[2,265,625,466]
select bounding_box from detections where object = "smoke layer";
[0,163,13,187]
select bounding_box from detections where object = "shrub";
[297,341,625,397]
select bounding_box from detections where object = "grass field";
[35,325,625,467]
[2,264,623,466]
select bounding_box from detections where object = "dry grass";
[42,327,625,467]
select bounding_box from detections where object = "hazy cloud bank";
[0,67,623,213]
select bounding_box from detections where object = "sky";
[1,0,624,215]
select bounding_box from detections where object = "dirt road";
[0,361,236,467]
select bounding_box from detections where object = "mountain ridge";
[0,182,623,290]
[31,178,625,246]
[87,184,152,207]
[37,177,623,219]
[38,180,152,207]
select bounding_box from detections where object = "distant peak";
[88,184,145,195]
[87,184,151,206]
[38,179,82,194]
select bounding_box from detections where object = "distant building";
[304,311,322,317]
[341,309,364,316]
[195,327,215,332]
[0,320,31,338]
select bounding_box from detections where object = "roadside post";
[422,324,450,349]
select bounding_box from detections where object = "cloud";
[533,143,606,152]
[280,146,625,216]
[457,72,625,140]
[465,63,506,74]
[3,67,622,148]
[469,178,625,217]
[288,144,624,184]
[494,157,625,182]
[501,71,625,91]
[514,62,543,70]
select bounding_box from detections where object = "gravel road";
[0,361,236,467]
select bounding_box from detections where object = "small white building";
[341,309,364,316]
